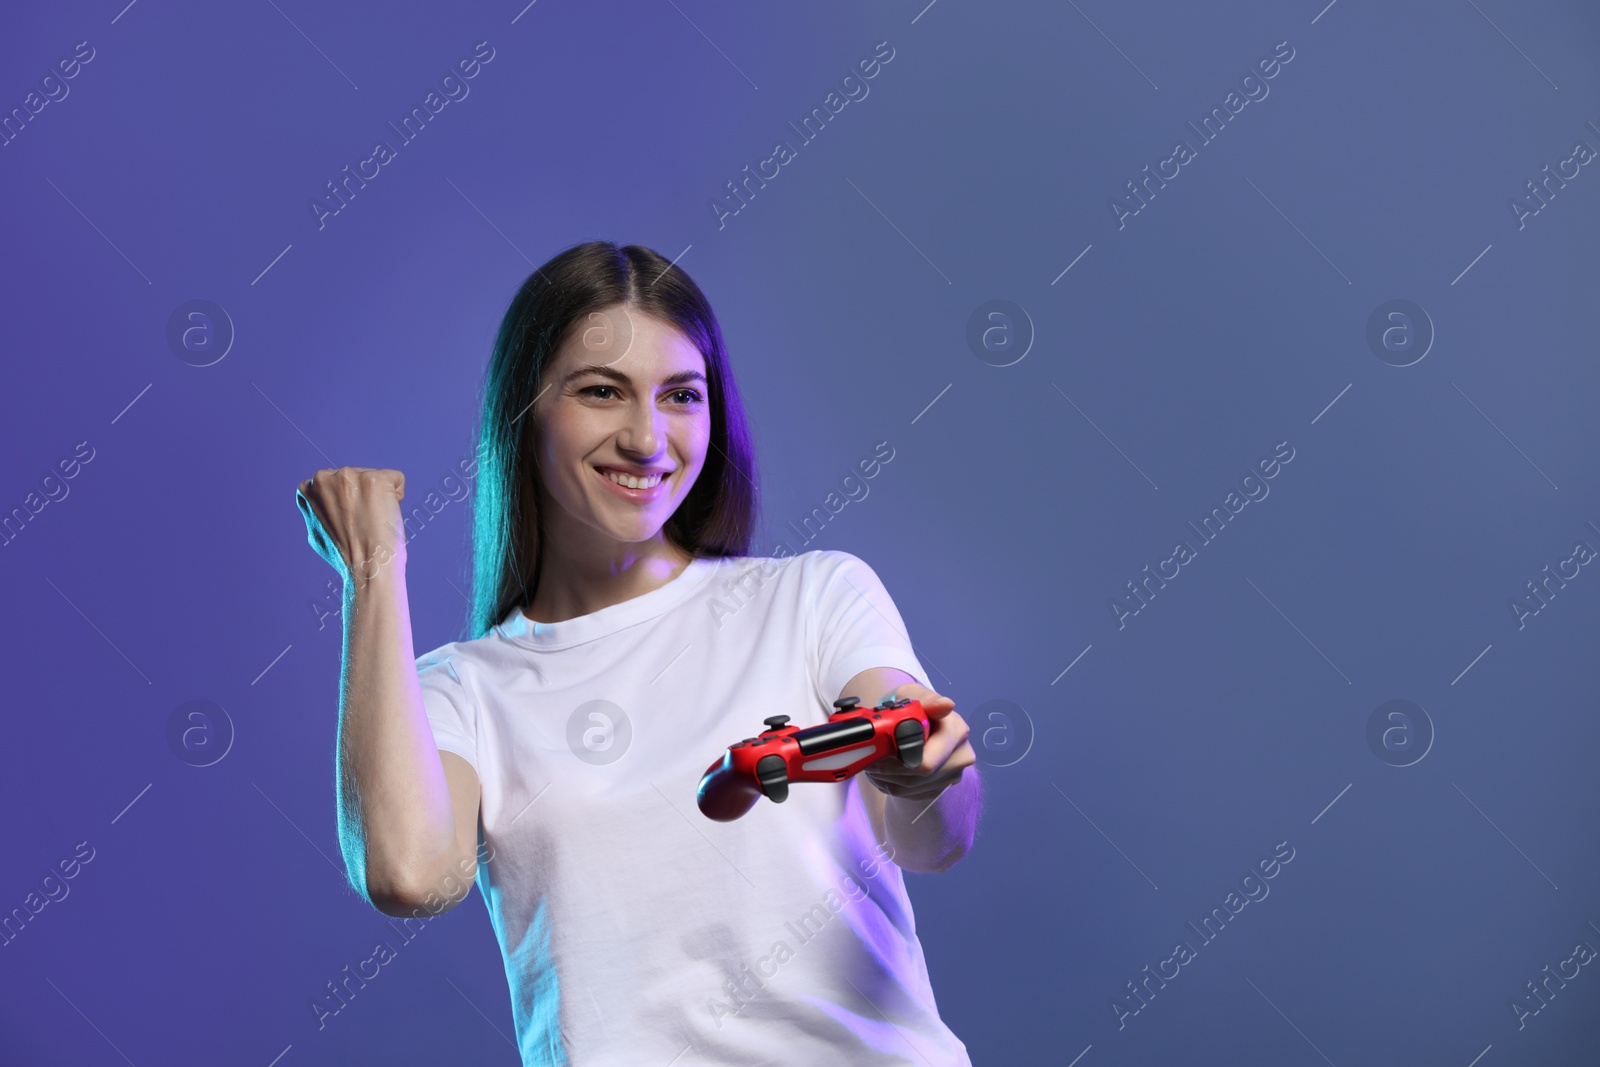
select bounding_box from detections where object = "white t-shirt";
[416,548,972,1066]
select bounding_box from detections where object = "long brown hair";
[466,241,760,639]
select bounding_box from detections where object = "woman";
[296,241,982,1065]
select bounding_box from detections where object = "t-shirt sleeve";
[415,647,479,774]
[810,550,930,704]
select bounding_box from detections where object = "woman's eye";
[578,385,702,404]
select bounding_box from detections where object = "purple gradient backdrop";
[3,1,1598,1063]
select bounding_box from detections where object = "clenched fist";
[296,467,408,589]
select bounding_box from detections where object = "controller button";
[833,696,861,712]
[763,714,791,730]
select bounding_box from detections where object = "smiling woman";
[470,243,760,630]
[296,240,978,1066]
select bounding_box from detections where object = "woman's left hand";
[862,682,975,800]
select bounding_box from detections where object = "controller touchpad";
[801,743,878,772]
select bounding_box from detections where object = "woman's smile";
[593,463,671,501]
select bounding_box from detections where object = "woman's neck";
[522,540,693,623]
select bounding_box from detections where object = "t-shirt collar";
[492,555,726,650]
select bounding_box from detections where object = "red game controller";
[696,696,929,821]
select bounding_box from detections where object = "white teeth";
[601,469,663,490]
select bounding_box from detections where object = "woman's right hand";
[296,467,408,589]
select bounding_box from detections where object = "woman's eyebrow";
[564,364,707,387]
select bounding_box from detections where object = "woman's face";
[530,305,711,553]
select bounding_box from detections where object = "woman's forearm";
[334,565,459,910]
[882,766,983,873]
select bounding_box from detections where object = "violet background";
[2,1,1598,1063]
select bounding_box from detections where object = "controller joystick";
[696,696,932,821]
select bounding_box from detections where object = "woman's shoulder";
[414,637,472,678]
[711,547,878,590]
[721,546,870,571]
[413,623,512,678]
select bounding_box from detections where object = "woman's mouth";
[594,465,669,501]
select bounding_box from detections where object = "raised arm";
[298,467,481,917]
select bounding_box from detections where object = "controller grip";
[696,754,762,822]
